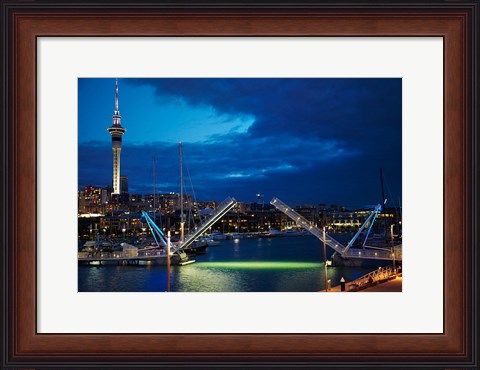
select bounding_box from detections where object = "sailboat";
[176,142,209,255]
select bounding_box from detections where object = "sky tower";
[107,79,126,195]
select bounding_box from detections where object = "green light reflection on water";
[195,261,323,270]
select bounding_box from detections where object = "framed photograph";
[1,0,478,368]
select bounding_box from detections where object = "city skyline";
[78,78,402,208]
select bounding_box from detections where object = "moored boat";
[199,236,221,246]
[211,232,227,240]
[259,228,284,238]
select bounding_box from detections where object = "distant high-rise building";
[107,79,126,195]
[120,175,129,194]
[78,185,107,214]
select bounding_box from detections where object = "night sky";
[78,78,402,208]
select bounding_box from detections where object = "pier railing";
[343,245,402,261]
[78,248,168,262]
[181,197,237,249]
[347,266,397,291]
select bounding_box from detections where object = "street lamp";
[390,224,396,274]
[166,231,171,292]
[323,226,329,291]
[256,193,264,232]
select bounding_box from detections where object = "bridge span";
[270,197,402,262]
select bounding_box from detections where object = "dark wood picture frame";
[1,0,478,368]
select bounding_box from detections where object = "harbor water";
[78,234,392,292]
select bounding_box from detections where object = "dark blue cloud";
[79,78,401,207]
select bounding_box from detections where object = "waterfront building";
[99,212,147,236]
[78,185,108,214]
[295,205,317,223]
[375,207,402,234]
[78,216,101,238]
[144,192,192,213]
[80,204,107,215]
[107,79,126,195]
[330,204,346,212]
[193,200,219,211]
[213,211,251,233]
[82,185,106,204]
[129,193,143,203]
[77,185,401,237]
[331,211,363,228]
[232,201,247,214]
[110,192,129,204]
[78,191,86,213]
[105,200,128,213]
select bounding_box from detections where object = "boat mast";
[180,142,185,243]
[379,168,386,205]
[153,151,156,224]
[379,168,387,237]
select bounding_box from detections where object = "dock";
[323,266,402,292]
[357,276,402,292]
[78,254,168,265]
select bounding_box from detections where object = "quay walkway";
[358,276,402,292]
[323,266,402,292]
[327,276,402,292]
[78,249,168,265]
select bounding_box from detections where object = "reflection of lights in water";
[174,265,243,292]
[234,238,240,243]
[195,261,323,270]
[79,234,383,292]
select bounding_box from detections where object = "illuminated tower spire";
[114,79,119,114]
[107,79,126,195]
